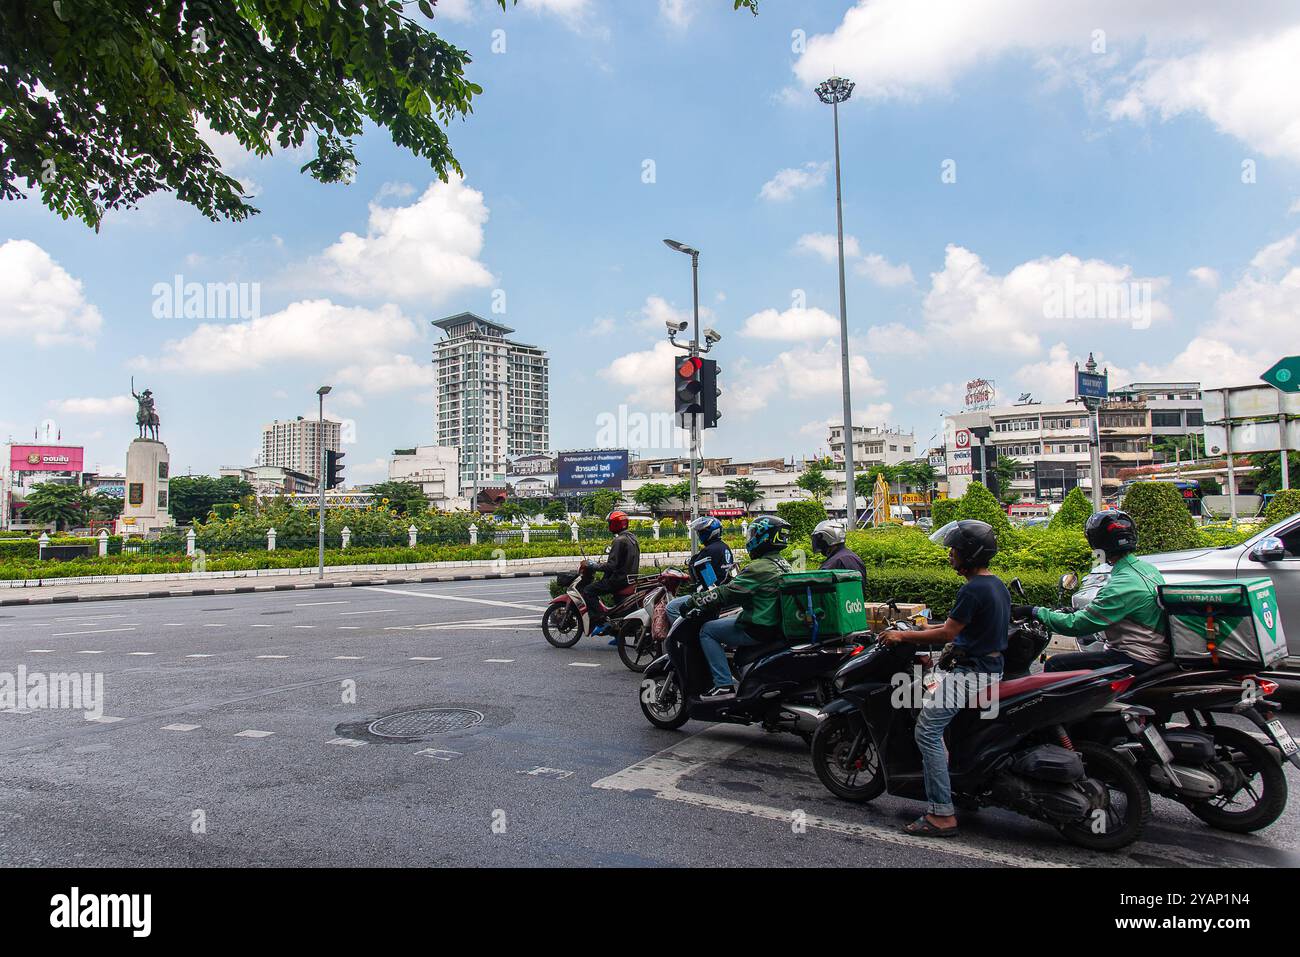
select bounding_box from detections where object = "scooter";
[810,635,1153,851]
[613,568,692,672]
[542,561,661,649]
[638,608,869,743]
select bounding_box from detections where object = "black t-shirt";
[948,573,1010,673]
[820,544,866,578]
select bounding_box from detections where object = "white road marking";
[52,615,124,622]
[203,623,227,628]
[161,723,200,732]
[185,654,214,658]
[333,655,363,660]
[292,625,315,629]
[89,716,123,724]
[250,624,273,629]
[1,708,34,714]
[485,658,515,663]
[296,600,350,607]
[569,662,601,668]
[409,657,442,662]
[520,767,575,780]
[28,649,53,654]
[338,626,361,630]
[257,655,289,659]
[339,609,396,616]
[164,623,186,627]
[591,726,1075,869]
[76,650,105,655]
[51,627,136,637]
[235,729,275,738]
[370,587,548,613]
[328,737,367,748]
[126,652,157,656]
[415,748,462,761]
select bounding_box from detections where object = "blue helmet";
[688,515,722,544]
[745,514,791,558]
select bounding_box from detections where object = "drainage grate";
[368,708,484,738]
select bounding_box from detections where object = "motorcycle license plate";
[1142,724,1174,764]
[1267,719,1298,757]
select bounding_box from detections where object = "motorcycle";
[613,567,692,672]
[810,632,1152,851]
[542,561,676,650]
[638,608,870,743]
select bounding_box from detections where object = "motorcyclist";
[811,519,866,580]
[879,520,1009,838]
[1018,510,1170,675]
[666,515,735,624]
[580,510,641,635]
[679,514,792,698]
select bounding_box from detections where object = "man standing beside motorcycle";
[580,510,641,636]
[666,515,736,625]
[1017,510,1170,675]
[811,519,866,581]
[679,515,792,698]
[878,520,1009,838]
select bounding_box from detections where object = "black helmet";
[929,520,998,570]
[1084,510,1138,557]
[745,515,791,558]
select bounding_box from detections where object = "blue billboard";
[557,450,629,490]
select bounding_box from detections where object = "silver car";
[1073,511,1300,669]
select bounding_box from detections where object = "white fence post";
[569,521,579,542]
[408,524,418,548]
[469,523,478,546]
[185,528,196,557]
[521,522,530,544]
[97,529,109,557]
[267,527,276,551]
[741,520,749,539]
[341,526,351,550]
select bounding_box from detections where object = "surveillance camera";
[666,320,687,333]
[704,327,722,343]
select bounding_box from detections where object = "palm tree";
[23,483,88,532]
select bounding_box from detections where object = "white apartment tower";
[260,417,342,482]
[434,313,550,488]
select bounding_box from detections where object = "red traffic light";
[677,357,702,378]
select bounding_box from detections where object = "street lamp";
[316,385,331,579]
[663,238,703,530]
[816,75,858,529]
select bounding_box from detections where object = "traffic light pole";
[690,250,700,529]
[318,391,327,580]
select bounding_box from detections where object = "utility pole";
[316,385,331,579]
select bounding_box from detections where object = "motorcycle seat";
[733,640,789,668]
[993,670,1091,702]
[1128,661,1180,687]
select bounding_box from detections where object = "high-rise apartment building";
[260,416,342,482]
[433,313,550,488]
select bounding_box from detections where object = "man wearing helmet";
[665,516,736,625]
[811,519,866,580]
[1022,510,1170,674]
[580,510,641,633]
[878,519,1010,837]
[680,514,792,698]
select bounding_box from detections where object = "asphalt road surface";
[1,578,1297,868]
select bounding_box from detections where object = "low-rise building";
[827,425,917,468]
[388,446,460,504]
[219,465,318,497]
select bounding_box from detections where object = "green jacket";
[688,555,791,637]
[1035,554,1171,665]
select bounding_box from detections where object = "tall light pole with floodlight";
[816,75,858,530]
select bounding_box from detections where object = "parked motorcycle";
[810,635,1152,851]
[542,561,658,649]
[638,608,868,743]
[613,568,692,672]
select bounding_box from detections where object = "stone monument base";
[116,438,174,535]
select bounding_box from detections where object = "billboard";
[557,450,629,490]
[9,445,85,473]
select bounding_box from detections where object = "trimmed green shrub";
[846,527,948,569]
[776,500,827,539]
[930,497,959,529]
[1263,489,1300,525]
[862,568,1063,619]
[1048,487,1093,531]
[1196,523,1262,548]
[955,482,1011,535]
[1121,482,1198,554]
[992,527,1093,574]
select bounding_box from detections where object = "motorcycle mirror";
[1059,572,1079,592]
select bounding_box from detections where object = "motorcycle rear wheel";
[1059,742,1150,851]
[811,715,885,802]
[1188,725,1287,833]
[617,620,658,673]
[542,603,583,648]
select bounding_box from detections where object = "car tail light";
[1109,676,1134,694]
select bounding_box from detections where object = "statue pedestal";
[116,439,174,535]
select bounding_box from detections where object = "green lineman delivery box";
[1157,578,1287,668]
[778,570,867,640]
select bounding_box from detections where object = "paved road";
[0,578,1296,868]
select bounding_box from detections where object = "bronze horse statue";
[132,383,160,440]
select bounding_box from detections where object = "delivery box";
[778,570,867,640]
[1157,578,1287,669]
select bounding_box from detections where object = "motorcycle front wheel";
[1188,725,1287,833]
[542,602,583,649]
[1059,742,1150,851]
[617,621,658,673]
[640,671,689,730]
[811,714,885,802]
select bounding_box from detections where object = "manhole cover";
[368,708,484,738]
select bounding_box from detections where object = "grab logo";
[844,598,863,615]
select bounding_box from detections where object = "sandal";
[903,815,959,838]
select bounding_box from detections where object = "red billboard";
[9,445,85,473]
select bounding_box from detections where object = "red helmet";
[607,510,630,533]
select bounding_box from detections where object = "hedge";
[1122,482,1199,554]
[930,498,958,529]
[776,500,827,539]
[1263,490,1300,526]
[1048,487,1093,531]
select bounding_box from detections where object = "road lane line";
[333,656,364,660]
[257,655,290,659]
[235,729,274,738]
[185,654,214,658]
[485,658,515,663]
[369,587,548,612]
[126,652,157,656]
[296,600,350,606]
[328,737,367,747]
[51,627,136,637]
[339,609,397,616]
[569,662,601,668]
[409,657,442,661]
[161,724,200,732]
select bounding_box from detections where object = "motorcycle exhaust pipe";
[779,705,824,734]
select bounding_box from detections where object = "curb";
[0,570,553,607]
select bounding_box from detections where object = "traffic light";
[324,449,345,490]
[674,356,704,420]
[699,358,721,429]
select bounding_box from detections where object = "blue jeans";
[665,594,692,624]
[913,666,993,818]
[698,616,759,689]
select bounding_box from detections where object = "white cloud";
[759,162,829,202]
[591,317,616,336]
[1248,233,1297,275]
[796,232,862,263]
[740,306,839,340]
[307,177,494,302]
[335,353,437,395]
[856,253,915,287]
[48,396,135,416]
[601,339,679,408]
[639,294,712,333]
[0,240,103,347]
[138,299,419,373]
[800,403,896,437]
[432,0,475,23]
[1011,343,1133,400]
[865,322,928,356]
[1188,266,1219,288]
[348,456,391,483]
[659,0,694,30]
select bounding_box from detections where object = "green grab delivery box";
[778,570,867,640]
[1156,578,1287,668]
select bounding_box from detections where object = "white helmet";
[811,519,847,556]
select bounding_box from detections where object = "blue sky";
[3,0,1300,483]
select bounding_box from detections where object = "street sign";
[1261,356,1300,394]
[1076,368,1108,401]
